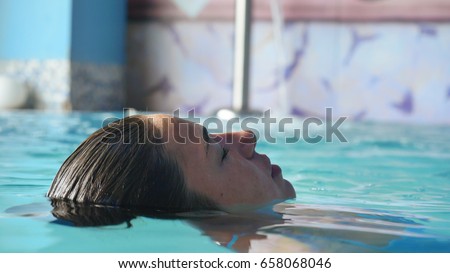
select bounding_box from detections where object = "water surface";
[1,111,449,252]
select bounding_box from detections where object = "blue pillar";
[70,0,127,110]
[71,0,126,64]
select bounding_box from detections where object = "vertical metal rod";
[232,0,252,113]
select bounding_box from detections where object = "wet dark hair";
[48,199,226,227]
[47,115,218,212]
[50,199,136,227]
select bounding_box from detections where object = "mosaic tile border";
[70,62,124,111]
[0,59,70,110]
[0,60,125,111]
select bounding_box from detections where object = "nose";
[213,130,256,159]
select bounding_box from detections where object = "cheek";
[220,164,278,203]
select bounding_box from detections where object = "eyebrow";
[202,126,210,156]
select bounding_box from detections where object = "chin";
[282,179,297,199]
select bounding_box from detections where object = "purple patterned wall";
[126,21,450,124]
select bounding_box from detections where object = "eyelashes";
[221,147,229,161]
[203,126,230,163]
[203,127,211,143]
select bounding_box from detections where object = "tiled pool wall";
[0,60,124,110]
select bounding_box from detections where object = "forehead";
[148,114,201,141]
[149,114,205,162]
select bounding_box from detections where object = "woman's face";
[152,114,296,211]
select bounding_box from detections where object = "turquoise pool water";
[1,111,449,252]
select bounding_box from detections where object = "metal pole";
[232,0,252,113]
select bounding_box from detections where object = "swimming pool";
[1,111,449,252]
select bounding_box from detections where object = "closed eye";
[202,126,211,156]
[221,147,229,162]
[203,126,227,163]
[202,126,211,143]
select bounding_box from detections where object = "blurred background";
[1,0,449,123]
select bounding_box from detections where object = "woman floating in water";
[11,114,445,252]
[46,114,296,213]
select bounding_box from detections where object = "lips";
[271,164,282,178]
[258,153,283,178]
